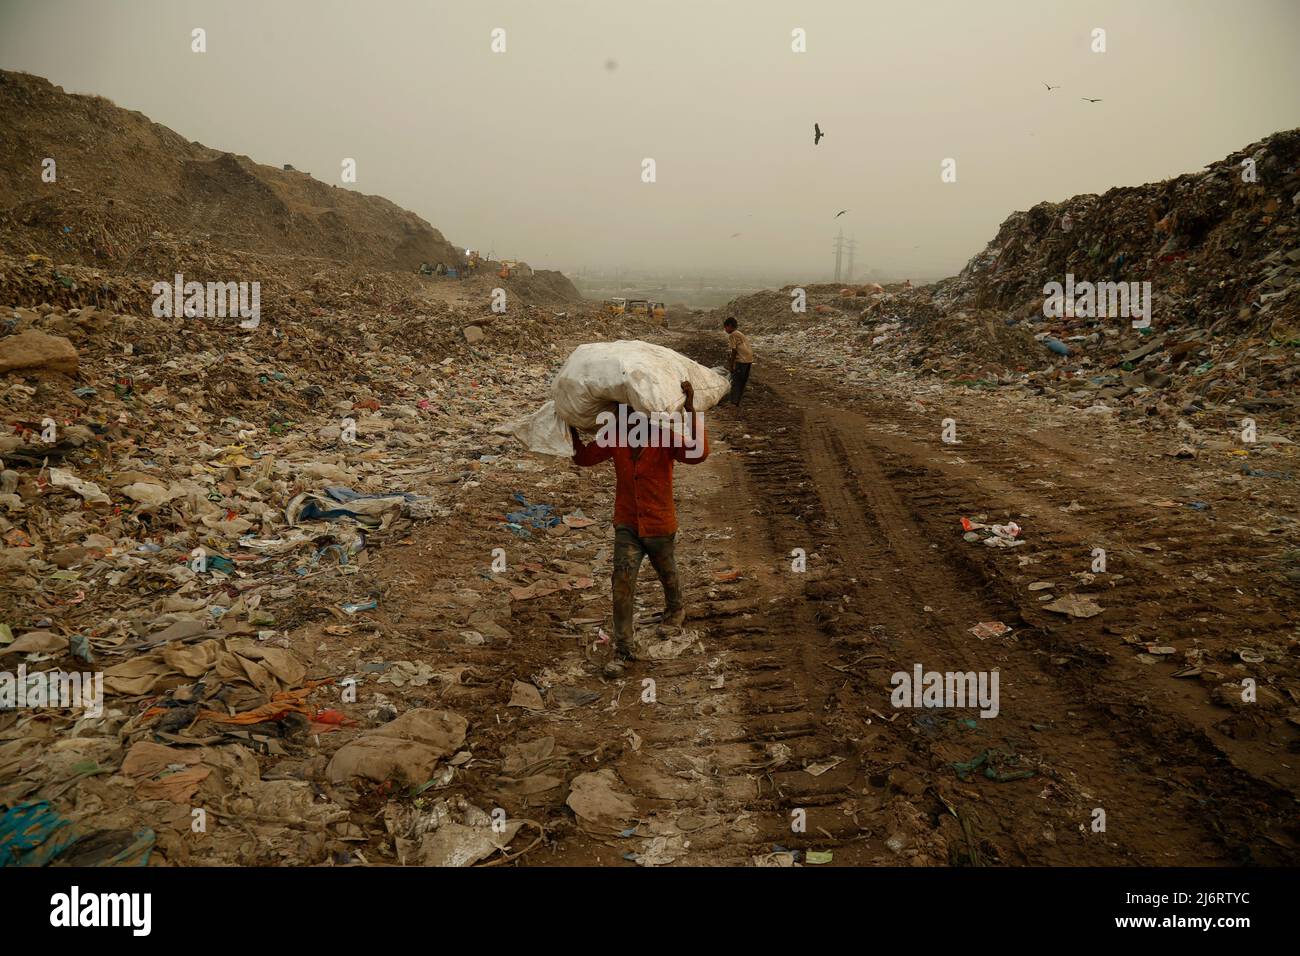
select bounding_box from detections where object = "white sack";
[499,340,730,457]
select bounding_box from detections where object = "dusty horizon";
[2,0,1297,281]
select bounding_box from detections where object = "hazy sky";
[2,0,1298,281]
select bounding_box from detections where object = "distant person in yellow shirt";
[723,317,754,405]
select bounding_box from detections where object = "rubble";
[0,330,78,375]
[696,133,1300,591]
[730,130,1299,441]
[0,239,650,863]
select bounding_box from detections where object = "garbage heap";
[746,128,1300,426]
[0,250,639,864]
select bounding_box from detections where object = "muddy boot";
[657,606,686,633]
[610,526,643,675]
[604,643,634,678]
[643,534,683,634]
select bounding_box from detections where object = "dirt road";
[360,332,1299,867]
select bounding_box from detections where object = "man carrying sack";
[569,381,709,676]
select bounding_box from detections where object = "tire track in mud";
[584,422,867,864]
[727,358,1300,865]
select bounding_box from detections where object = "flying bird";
[835,209,848,218]
[1081,97,1102,103]
[730,232,742,238]
[1043,82,1060,91]
[814,123,824,145]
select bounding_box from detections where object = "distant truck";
[604,297,627,315]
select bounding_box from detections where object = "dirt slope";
[0,70,464,275]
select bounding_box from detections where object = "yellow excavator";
[603,298,664,321]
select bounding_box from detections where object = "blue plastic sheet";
[503,493,561,534]
[0,802,78,867]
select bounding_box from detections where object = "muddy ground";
[309,328,1299,868]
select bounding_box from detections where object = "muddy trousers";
[612,525,682,656]
[730,362,752,405]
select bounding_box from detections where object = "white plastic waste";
[500,340,730,456]
[48,467,111,507]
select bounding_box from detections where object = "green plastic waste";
[952,749,1035,783]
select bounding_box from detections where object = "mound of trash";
[952,128,1300,333]
[730,129,1300,425]
[0,246,649,865]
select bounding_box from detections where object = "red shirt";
[571,424,709,537]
